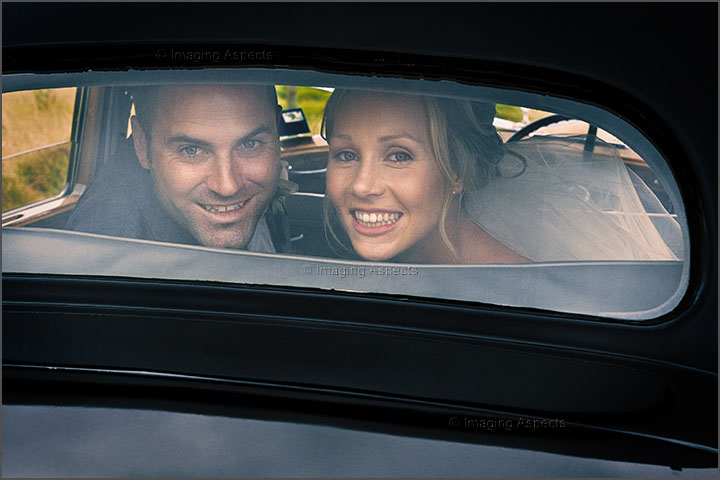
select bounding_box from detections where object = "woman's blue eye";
[242,139,259,149]
[335,151,358,162]
[388,151,412,162]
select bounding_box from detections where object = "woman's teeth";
[202,200,247,213]
[354,211,401,228]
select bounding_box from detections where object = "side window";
[275,86,331,135]
[2,88,77,212]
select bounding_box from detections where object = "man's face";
[133,85,280,249]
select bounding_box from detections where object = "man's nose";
[351,159,384,198]
[206,155,242,197]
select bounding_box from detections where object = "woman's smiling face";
[326,92,450,262]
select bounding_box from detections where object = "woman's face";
[326,92,450,262]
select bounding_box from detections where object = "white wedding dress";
[464,136,683,262]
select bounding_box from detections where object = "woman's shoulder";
[457,216,529,264]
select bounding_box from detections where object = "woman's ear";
[451,174,464,195]
[131,116,151,170]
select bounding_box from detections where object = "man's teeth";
[354,211,401,227]
[203,200,247,213]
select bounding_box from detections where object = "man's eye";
[241,139,261,150]
[388,151,413,163]
[333,151,358,163]
[236,139,268,157]
[181,146,199,156]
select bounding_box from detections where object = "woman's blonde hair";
[321,89,506,260]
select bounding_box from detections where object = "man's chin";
[194,229,252,250]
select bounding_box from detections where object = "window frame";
[1,68,695,322]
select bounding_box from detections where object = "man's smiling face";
[132,85,280,249]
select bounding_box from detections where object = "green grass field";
[2,145,71,210]
[2,88,76,211]
[496,104,523,123]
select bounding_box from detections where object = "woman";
[322,89,681,264]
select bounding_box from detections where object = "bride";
[321,89,681,264]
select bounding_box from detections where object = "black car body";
[2,3,717,477]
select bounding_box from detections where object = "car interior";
[4,84,679,258]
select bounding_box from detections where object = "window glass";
[276,86,331,135]
[2,88,77,211]
[1,73,689,320]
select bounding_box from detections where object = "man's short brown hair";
[132,84,279,140]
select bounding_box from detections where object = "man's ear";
[131,116,151,170]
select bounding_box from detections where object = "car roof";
[3,3,715,184]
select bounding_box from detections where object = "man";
[65,84,289,252]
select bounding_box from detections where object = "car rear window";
[1,70,690,320]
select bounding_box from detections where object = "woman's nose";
[351,159,384,197]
